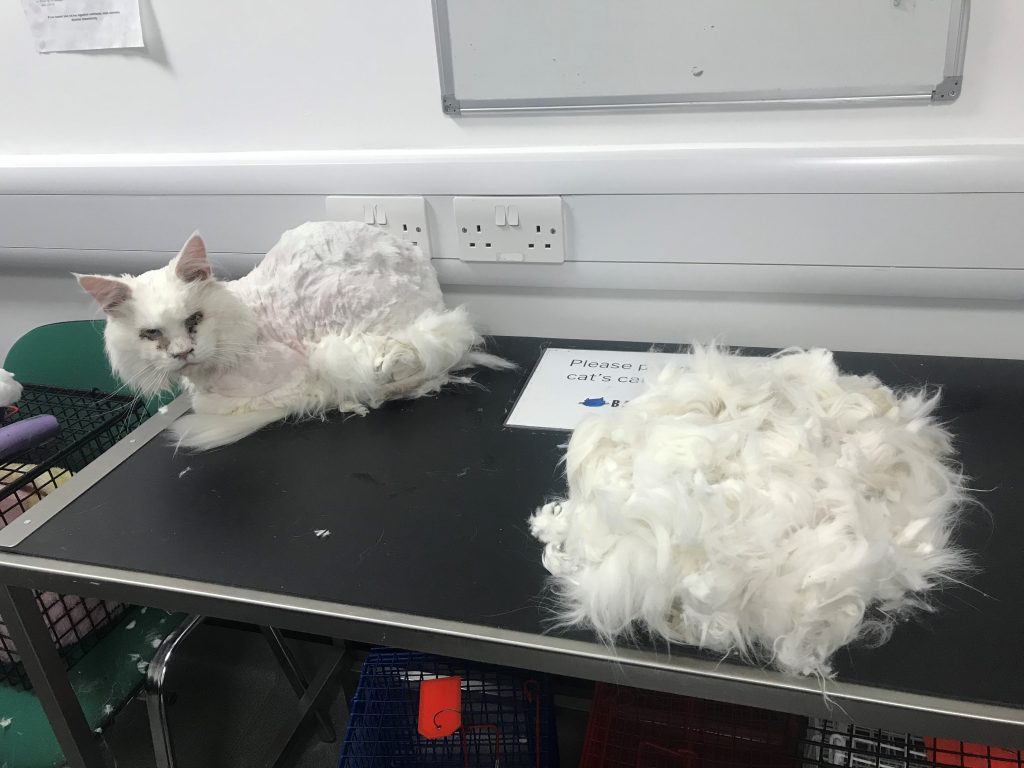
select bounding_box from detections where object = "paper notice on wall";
[21,0,143,52]
[506,347,690,431]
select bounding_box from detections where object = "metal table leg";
[147,620,348,768]
[263,640,348,768]
[259,626,337,743]
[146,614,206,768]
[0,584,107,768]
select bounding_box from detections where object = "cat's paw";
[375,340,421,385]
[529,501,570,543]
[338,401,370,417]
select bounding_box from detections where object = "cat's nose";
[171,348,194,360]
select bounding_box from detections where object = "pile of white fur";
[530,346,965,677]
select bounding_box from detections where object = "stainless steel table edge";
[0,396,191,548]
[0,550,1020,749]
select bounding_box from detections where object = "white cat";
[77,221,510,450]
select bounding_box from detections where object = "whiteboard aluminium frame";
[431,0,969,115]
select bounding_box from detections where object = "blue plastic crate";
[339,649,559,768]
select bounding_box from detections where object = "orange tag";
[418,676,462,739]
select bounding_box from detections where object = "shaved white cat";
[78,222,509,449]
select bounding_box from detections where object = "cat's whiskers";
[112,364,166,418]
[116,362,160,396]
[98,373,151,405]
[131,366,170,403]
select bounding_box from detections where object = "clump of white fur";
[77,222,510,450]
[530,345,966,678]
[0,369,21,407]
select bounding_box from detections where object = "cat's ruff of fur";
[0,369,21,407]
[529,345,965,678]
[78,221,510,450]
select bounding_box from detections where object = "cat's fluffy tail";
[458,350,516,371]
[389,307,514,394]
[171,408,287,451]
[406,305,514,373]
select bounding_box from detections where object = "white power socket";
[324,196,431,259]
[453,196,564,263]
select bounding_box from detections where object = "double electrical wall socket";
[453,196,564,263]
[325,196,431,259]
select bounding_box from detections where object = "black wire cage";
[799,720,1023,768]
[0,383,150,689]
[340,649,560,768]
[576,681,1022,768]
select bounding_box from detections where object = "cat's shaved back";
[232,222,443,349]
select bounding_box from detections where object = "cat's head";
[77,232,255,396]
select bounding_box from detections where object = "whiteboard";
[432,0,969,114]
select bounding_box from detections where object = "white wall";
[2,1,1023,153]
[1,1,1023,363]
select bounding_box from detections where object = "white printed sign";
[506,347,690,431]
[21,0,143,52]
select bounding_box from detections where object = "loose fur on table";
[77,222,510,450]
[529,345,966,678]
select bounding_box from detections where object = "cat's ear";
[76,274,132,315]
[174,231,213,283]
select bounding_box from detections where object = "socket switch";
[453,196,564,263]
[325,196,431,259]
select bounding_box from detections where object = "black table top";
[11,336,1024,710]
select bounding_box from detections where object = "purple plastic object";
[0,415,60,462]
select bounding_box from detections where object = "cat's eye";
[185,312,204,331]
[139,329,163,341]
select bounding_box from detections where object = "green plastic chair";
[3,320,184,767]
[6,320,177,415]
[4,321,120,395]
[0,608,181,767]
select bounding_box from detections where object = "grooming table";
[0,336,1021,767]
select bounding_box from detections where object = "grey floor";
[102,622,351,768]
[99,622,587,768]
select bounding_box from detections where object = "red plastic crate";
[579,683,800,768]
[924,738,1022,768]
